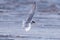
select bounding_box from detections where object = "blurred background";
[0,0,60,40]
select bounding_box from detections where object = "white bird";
[22,2,36,32]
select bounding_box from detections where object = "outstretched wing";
[25,2,36,24]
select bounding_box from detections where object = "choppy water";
[0,0,60,40]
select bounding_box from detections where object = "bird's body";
[23,2,36,32]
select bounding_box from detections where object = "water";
[0,0,60,40]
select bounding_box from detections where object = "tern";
[23,2,36,32]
